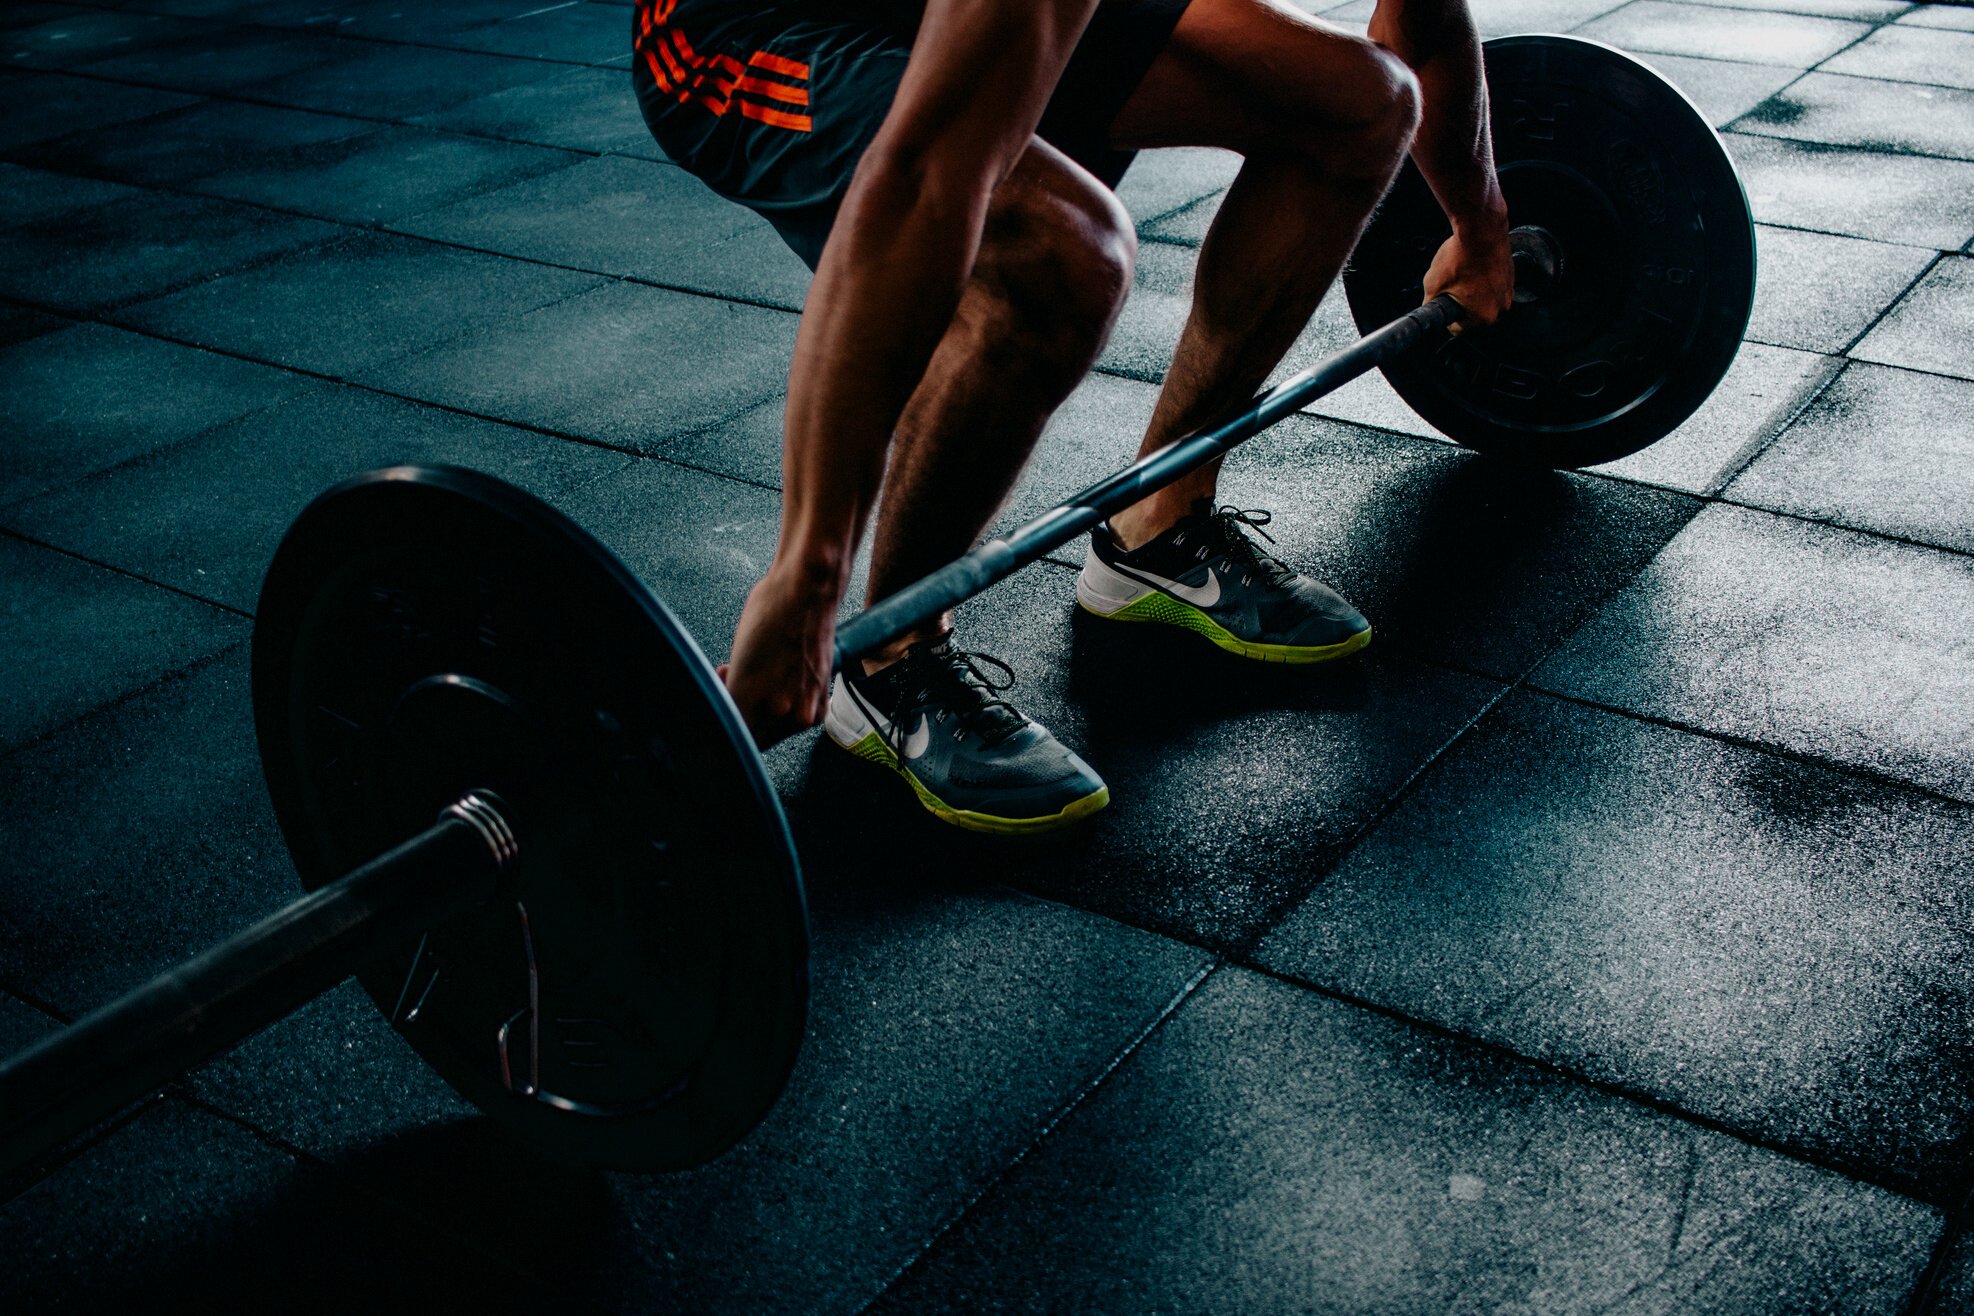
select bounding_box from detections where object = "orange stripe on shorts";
[737,74,809,106]
[738,100,814,132]
[747,50,810,80]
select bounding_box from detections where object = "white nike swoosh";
[1117,560,1220,608]
[847,682,935,760]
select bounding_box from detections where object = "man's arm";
[723,0,1101,746]
[1367,0,1513,327]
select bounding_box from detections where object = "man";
[633,0,1512,833]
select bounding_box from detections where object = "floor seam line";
[0,289,792,498]
[854,959,1221,1312]
[0,638,250,768]
[1834,249,1949,357]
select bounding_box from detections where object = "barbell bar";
[0,33,1756,1181]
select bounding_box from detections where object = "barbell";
[0,34,1755,1179]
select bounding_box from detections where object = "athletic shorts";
[629,0,1191,269]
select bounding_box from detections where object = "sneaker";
[822,634,1109,834]
[1076,504,1371,663]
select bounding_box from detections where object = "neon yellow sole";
[1080,591,1372,664]
[833,732,1110,835]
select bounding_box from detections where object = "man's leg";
[1103,0,1421,548]
[810,139,1130,834]
[856,140,1136,669]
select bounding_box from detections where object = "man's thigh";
[1108,0,1403,152]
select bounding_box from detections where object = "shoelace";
[1205,506,1296,588]
[882,637,1025,751]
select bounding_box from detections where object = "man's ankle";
[859,624,949,677]
[1110,495,1211,552]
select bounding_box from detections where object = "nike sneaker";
[822,634,1109,834]
[1075,504,1371,663]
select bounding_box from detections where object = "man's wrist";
[1451,188,1510,240]
[771,540,855,600]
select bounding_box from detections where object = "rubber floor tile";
[1576,1,1874,66]
[0,321,313,508]
[193,124,578,227]
[1741,225,1937,353]
[0,300,69,348]
[242,0,556,45]
[198,888,1210,1315]
[1,382,636,611]
[394,153,760,282]
[0,1100,544,1312]
[769,561,1504,952]
[1930,1231,1974,1312]
[1471,0,1632,32]
[1596,342,1840,495]
[1821,23,1974,88]
[118,229,605,376]
[1897,2,1974,28]
[656,219,814,309]
[444,0,630,63]
[72,23,352,96]
[1630,51,1801,126]
[3,10,216,69]
[0,993,56,1056]
[1727,134,1974,249]
[1648,0,1912,17]
[0,188,340,315]
[1852,254,1974,380]
[9,97,374,189]
[1533,503,1974,801]
[0,538,246,760]
[0,648,287,1008]
[663,371,1160,502]
[876,968,1937,1314]
[411,64,654,155]
[239,39,564,120]
[0,70,199,152]
[358,279,798,449]
[1258,690,1974,1199]
[1214,414,1705,678]
[1112,146,1241,229]
[0,162,147,229]
[1734,74,1974,162]
[1727,362,1974,553]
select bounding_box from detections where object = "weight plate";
[1344,34,1757,467]
[252,466,807,1171]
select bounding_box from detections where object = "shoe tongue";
[915,641,1025,743]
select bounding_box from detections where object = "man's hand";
[1423,220,1513,330]
[719,562,840,748]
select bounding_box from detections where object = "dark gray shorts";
[631,0,1192,268]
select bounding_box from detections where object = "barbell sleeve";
[0,794,517,1180]
[832,293,1465,668]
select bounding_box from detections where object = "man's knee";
[1356,44,1422,161]
[1265,38,1420,180]
[975,166,1136,370]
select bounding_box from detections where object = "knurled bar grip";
[832,293,1465,668]
[0,797,516,1180]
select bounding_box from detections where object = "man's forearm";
[775,158,989,592]
[1370,1,1505,237]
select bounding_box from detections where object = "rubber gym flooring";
[2,0,1972,1311]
